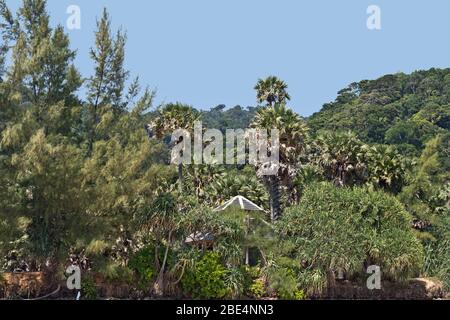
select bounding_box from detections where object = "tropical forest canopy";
[0,0,448,299]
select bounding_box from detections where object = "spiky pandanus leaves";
[139,193,179,296]
[277,182,424,295]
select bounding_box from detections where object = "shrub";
[240,266,266,298]
[129,245,176,289]
[268,267,305,300]
[102,262,134,284]
[181,252,227,299]
[297,269,327,297]
[223,267,246,299]
[128,246,156,289]
[81,277,98,300]
[293,289,307,300]
[424,239,450,291]
[249,279,265,298]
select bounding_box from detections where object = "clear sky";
[5,0,450,116]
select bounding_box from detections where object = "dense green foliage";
[181,252,228,299]
[128,246,158,288]
[201,105,260,133]
[308,69,450,151]
[308,70,449,291]
[277,183,423,294]
[0,0,448,300]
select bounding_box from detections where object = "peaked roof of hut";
[185,196,264,245]
[213,196,265,212]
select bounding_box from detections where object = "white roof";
[213,196,265,212]
[185,196,264,245]
[185,232,214,243]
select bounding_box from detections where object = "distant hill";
[170,68,449,157]
[201,105,261,132]
[308,68,450,154]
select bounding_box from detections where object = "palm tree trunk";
[268,176,281,223]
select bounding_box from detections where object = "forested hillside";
[308,69,450,155]
[203,69,449,156]
[308,70,450,289]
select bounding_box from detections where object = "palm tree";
[185,164,225,200]
[254,76,291,106]
[251,103,309,222]
[149,103,200,192]
[314,132,409,192]
[314,131,368,187]
[209,170,268,207]
[366,144,409,194]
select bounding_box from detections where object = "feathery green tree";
[86,8,129,152]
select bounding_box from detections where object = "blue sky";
[6,0,450,116]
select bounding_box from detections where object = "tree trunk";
[153,231,172,297]
[268,176,281,223]
[245,215,250,265]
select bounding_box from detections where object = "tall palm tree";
[254,76,291,106]
[149,103,200,192]
[251,103,309,222]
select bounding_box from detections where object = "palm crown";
[254,76,291,106]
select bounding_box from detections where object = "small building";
[185,196,266,264]
[184,232,215,249]
[213,196,265,212]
